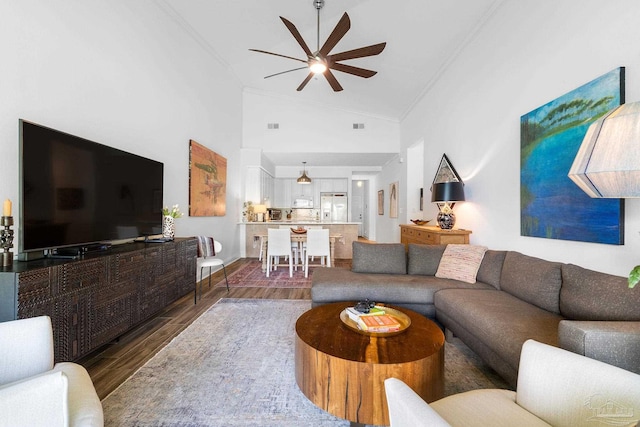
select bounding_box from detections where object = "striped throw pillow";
[436,244,488,284]
[196,236,215,257]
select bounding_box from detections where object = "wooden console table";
[0,238,197,362]
[400,224,471,248]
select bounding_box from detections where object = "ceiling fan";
[249,0,386,92]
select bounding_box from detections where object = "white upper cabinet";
[274,178,292,207]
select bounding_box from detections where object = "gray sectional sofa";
[311,242,640,387]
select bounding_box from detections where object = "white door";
[351,181,367,237]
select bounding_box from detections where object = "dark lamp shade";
[431,181,465,203]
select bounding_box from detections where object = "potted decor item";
[629,265,640,289]
[162,204,183,239]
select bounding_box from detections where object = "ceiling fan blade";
[318,12,350,57]
[280,17,313,58]
[249,49,308,64]
[323,69,344,92]
[330,62,377,78]
[264,67,309,79]
[296,73,314,91]
[328,42,387,62]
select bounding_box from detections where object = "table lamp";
[253,204,267,222]
[431,182,465,229]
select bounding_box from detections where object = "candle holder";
[0,216,14,267]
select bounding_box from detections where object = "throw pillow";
[560,263,638,321]
[500,251,562,314]
[435,244,488,284]
[352,242,407,274]
[196,236,215,257]
[407,244,446,275]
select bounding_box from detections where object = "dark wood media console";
[0,238,197,362]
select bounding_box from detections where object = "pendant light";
[297,161,312,184]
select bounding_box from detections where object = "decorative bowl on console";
[291,227,307,234]
[410,219,430,226]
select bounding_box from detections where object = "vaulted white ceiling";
[161,0,500,122]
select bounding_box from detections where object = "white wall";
[374,156,404,243]
[400,0,640,276]
[0,1,243,262]
[242,90,400,154]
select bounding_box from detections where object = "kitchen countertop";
[240,221,361,225]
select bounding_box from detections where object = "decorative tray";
[291,227,307,234]
[340,306,411,337]
[410,219,430,226]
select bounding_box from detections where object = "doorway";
[351,179,369,238]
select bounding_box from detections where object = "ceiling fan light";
[309,60,327,74]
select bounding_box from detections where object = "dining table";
[254,231,344,272]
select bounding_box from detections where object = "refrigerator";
[321,193,348,222]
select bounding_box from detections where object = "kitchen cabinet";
[318,178,348,193]
[245,166,274,205]
[274,178,292,207]
[291,179,314,200]
[261,170,274,207]
[315,179,348,207]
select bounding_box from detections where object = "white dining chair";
[279,225,300,268]
[266,228,294,277]
[304,228,331,278]
[300,225,323,263]
[196,236,228,303]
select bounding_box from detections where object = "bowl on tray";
[291,227,307,234]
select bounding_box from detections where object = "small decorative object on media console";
[1,198,13,266]
[162,204,183,240]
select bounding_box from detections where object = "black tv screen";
[19,120,164,254]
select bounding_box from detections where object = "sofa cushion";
[435,289,562,377]
[407,244,446,275]
[560,264,640,321]
[436,244,488,284]
[352,242,407,274]
[476,250,507,290]
[500,252,562,314]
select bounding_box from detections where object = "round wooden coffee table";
[295,302,444,426]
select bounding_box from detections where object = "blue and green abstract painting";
[520,68,624,245]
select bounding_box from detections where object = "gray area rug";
[102,299,510,426]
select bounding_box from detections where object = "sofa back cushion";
[407,244,446,275]
[352,242,407,274]
[500,251,562,314]
[435,244,488,284]
[560,264,640,321]
[476,250,507,289]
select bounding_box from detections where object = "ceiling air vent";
[353,123,365,130]
[267,123,279,130]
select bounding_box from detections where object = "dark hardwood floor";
[79,258,312,399]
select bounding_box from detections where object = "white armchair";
[0,316,103,427]
[385,339,640,427]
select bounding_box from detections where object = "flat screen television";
[19,119,164,258]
